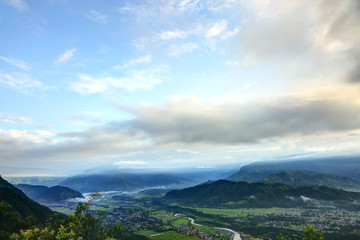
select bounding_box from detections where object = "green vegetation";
[251,226,324,240]
[10,193,124,240]
[164,179,360,207]
[49,207,75,215]
[0,177,54,223]
[0,202,33,240]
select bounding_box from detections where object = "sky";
[1,0,360,176]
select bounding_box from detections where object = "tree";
[0,202,33,240]
[10,193,124,240]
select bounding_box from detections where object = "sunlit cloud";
[206,19,228,38]
[0,113,32,124]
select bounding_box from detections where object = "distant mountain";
[0,176,53,223]
[228,155,360,182]
[259,170,360,192]
[16,184,84,204]
[60,173,188,192]
[5,176,66,187]
[164,180,360,207]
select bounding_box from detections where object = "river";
[175,213,242,240]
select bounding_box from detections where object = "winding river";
[175,214,242,240]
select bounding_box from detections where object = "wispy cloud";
[55,48,77,64]
[0,71,51,94]
[0,56,31,71]
[167,43,198,56]
[0,113,32,124]
[70,65,168,94]
[5,0,28,12]
[84,10,108,24]
[158,30,188,40]
[114,55,152,70]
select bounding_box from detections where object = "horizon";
[1,0,360,177]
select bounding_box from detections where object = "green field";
[138,230,202,240]
[50,207,75,215]
[192,207,299,217]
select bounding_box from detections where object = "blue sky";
[1,0,360,176]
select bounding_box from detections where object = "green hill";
[259,170,360,192]
[60,173,187,192]
[0,176,53,223]
[16,184,84,204]
[228,155,360,182]
[164,180,360,207]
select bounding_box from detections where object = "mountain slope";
[164,180,360,207]
[259,170,360,191]
[60,173,187,192]
[228,155,360,182]
[0,176,53,222]
[16,184,84,203]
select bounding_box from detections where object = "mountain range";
[59,172,188,192]
[16,184,84,204]
[164,179,360,207]
[228,155,360,182]
[0,176,54,223]
[259,170,360,192]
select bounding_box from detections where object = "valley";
[49,185,360,240]
[3,157,360,240]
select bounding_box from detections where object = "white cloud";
[0,113,32,124]
[84,10,108,24]
[159,30,187,40]
[176,149,199,154]
[55,48,77,64]
[167,43,198,56]
[5,0,28,12]
[0,71,51,93]
[0,56,31,71]
[71,65,168,94]
[114,55,152,70]
[0,129,54,144]
[206,19,228,38]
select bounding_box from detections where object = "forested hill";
[0,175,53,223]
[164,179,360,207]
[17,184,84,204]
[228,156,360,182]
[259,170,360,192]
